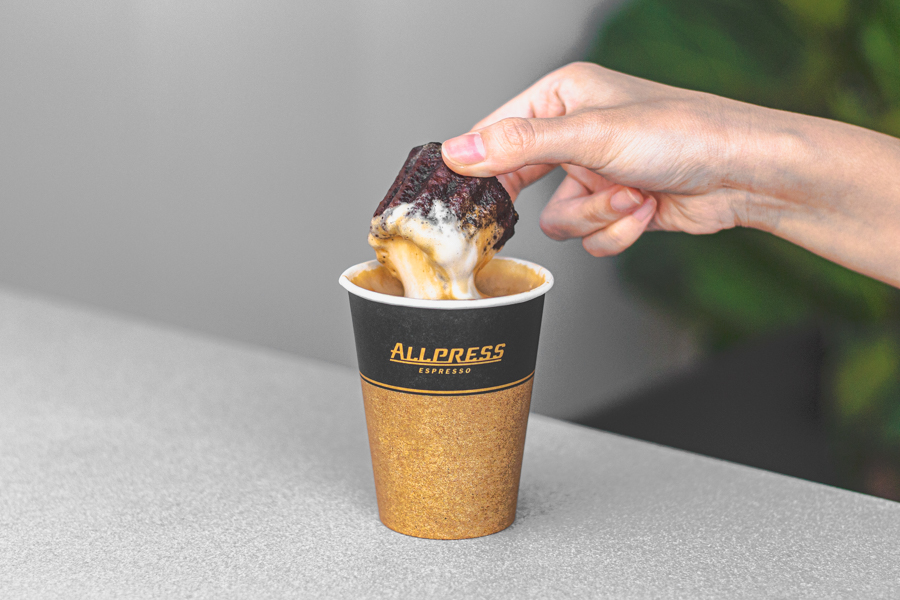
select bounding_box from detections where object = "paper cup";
[339,257,553,539]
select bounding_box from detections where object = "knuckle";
[584,196,613,226]
[563,61,600,77]
[584,226,631,258]
[495,117,536,153]
[604,226,631,251]
[583,238,612,258]
[539,214,567,241]
[557,61,604,95]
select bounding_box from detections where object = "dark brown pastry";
[368,143,519,300]
[374,142,518,251]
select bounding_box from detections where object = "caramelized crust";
[373,142,518,250]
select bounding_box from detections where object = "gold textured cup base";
[361,378,533,540]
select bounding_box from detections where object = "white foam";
[368,202,498,300]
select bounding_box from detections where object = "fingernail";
[632,198,655,222]
[609,188,643,212]
[442,133,486,165]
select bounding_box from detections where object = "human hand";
[442,62,900,286]
[441,62,764,256]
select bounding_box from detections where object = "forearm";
[730,105,900,287]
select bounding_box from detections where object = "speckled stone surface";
[1,289,898,599]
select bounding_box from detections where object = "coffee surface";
[350,258,545,299]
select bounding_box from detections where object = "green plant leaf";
[834,334,900,420]
[778,0,850,30]
[682,234,812,332]
[860,19,900,103]
[588,0,804,109]
[828,86,879,129]
[881,392,900,446]
[750,231,900,321]
[879,106,900,137]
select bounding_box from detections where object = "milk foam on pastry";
[368,142,517,300]
[369,201,502,299]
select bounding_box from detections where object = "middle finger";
[540,177,646,240]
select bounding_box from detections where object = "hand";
[441,62,755,257]
[441,62,900,289]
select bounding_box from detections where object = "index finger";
[462,68,582,196]
[468,66,578,132]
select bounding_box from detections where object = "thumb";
[441,114,605,177]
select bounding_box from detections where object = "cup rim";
[339,257,554,310]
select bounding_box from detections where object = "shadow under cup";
[339,257,554,540]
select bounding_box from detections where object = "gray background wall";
[0,0,695,419]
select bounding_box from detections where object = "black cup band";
[348,293,545,395]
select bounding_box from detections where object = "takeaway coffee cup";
[339,257,553,539]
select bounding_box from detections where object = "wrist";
[717,100,820,233]
[718,99,900,286]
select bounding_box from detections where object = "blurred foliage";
[588,0,900,498]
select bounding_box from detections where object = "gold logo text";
[389,343,505,367]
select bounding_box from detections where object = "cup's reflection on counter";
[339,257,554,539]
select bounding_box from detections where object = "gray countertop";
[1,289,898,599]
